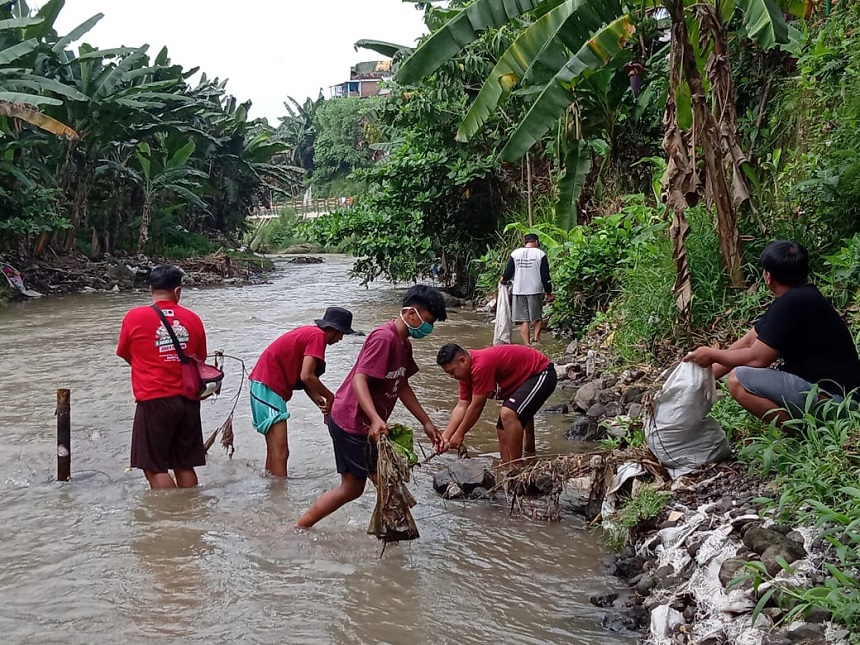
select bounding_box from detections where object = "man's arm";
[116,320,132,364]
[708,327,758,377]
[686,337,778,376]
[399,382,445,451]
[352,373,388,440]
[300,355,333,415]
[443,399,469,438]
[443,393,489,450]
[500,257,515,284]
[540,255,553,297]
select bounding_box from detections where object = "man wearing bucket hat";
[249,306,355,477]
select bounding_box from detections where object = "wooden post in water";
[57,389,71,481]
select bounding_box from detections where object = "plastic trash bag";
[493,283,512,345]
[644,362,731,478]
[388,423,418,466]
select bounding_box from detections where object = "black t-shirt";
[755,284,860,392]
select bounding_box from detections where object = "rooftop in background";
[329,60,391,99]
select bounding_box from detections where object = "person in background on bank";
[437,343,557,463]
[296,285,448,529]
[116,265,208,489]
[249,307,355,477]
[501,233,554,346]
[685,240,860,426]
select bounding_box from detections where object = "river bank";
[0,248,277,301]
[542,331,860,644]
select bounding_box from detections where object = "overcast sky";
[52,1,428,124]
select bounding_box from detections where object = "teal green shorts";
[250,380,290,435]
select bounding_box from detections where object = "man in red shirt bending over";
[437,343,557,463]
[117,265,208,489]
[249,306,355,477]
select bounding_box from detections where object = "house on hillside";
[329,60,391,99]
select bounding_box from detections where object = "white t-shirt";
[510,246,546,295]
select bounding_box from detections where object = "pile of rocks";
[552,340,655,442]
[598,464,851,644]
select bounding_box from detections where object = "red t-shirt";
[458,345,550,401]
[116,300,207,401]
[249,325,327,402]
[330,320,418,435]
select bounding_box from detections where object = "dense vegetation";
[0,0,301,258]
[297,0,860,629]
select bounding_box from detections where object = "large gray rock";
[439,291,463,308]
[761,542,807,576]
[432,460,494,498]
[623,386,645,404]
[586,403,606,419]
[573,381,601,411]
[566,416,604,441]
[106,262,136,288]
[743,525,789,555]
[597,388,619,404]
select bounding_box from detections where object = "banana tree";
[131,136,208,251]
[397,0,805,308]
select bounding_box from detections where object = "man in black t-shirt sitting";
[686,240,860,426]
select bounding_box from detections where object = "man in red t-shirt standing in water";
[248,306,355,477]
[117,265,209,489]
[437,343,557,463]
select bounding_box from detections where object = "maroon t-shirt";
[330,320,419,435]
[249,325,327,402]
[458,345,550,401]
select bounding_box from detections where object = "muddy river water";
[0,255,634,644]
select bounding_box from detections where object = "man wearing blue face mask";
[296,284,448,528]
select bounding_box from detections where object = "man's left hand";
[684,347,716,367]
[422,421,447,453]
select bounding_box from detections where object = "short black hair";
[402,284,447,322]
[436,343,466,366]
[760,240,809,286]
[524,233,539,243]
[149,265,183,290]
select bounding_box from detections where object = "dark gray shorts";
[733,366,842,416]
[512,294,543,323]
[328,416,377,479]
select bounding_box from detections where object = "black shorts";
[131,396,205,473]
[498,364,558,428]
[328,416,377,480]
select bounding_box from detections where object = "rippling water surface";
[0,256,633,644]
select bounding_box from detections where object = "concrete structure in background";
[329,60,391,98]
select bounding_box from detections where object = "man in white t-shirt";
[500,233,554,345]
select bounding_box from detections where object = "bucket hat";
[315,306,355,335]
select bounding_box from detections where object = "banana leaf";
[501,15,635,162]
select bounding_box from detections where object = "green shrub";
[162,230,220,259]
[603,484,670,551]
[252,207,305,253]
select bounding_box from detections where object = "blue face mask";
[402,308,434,339]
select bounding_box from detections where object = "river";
[0,255,633,644]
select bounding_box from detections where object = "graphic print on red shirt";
[117,301,207,401]
[458,345,550,401]
[330,320,418,435]
[249,325,327,402]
